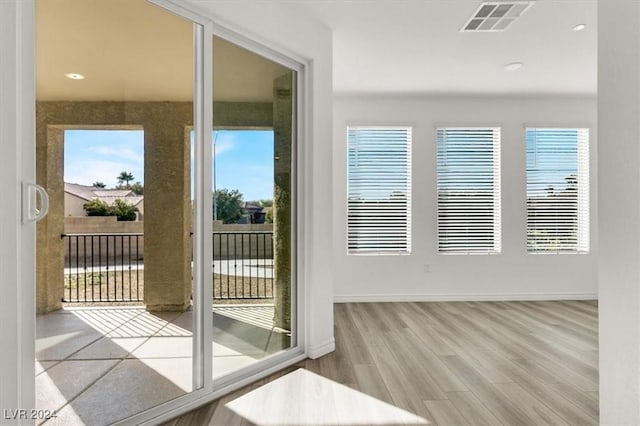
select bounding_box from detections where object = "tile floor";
[35,305,289,425]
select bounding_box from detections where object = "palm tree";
[117,171,134,188]
[92,181,106,188]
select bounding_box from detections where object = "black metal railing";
[62,233,143,303]
[213,231,274,300]
[62,231,274,303]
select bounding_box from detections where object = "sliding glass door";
[32,1,303,423]
[210,36,298,381]
[34,1,201,423]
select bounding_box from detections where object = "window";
[437,127,501,254]
[526,128,589,253]
[347,126,412,254]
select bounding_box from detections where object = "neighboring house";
[242,201,266,224]
[64,182,144,219]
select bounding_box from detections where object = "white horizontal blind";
[347,126,412,254]
[437,127,501,254]
[526,128,589,253]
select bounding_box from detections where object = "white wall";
[598,1,640,423]
[184,0,335,357]
[333,95,597,302]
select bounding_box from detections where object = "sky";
[65,130,145,188]
[208,130,274,202]
[64,129,275,201]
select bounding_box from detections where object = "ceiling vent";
[461,1,534,32]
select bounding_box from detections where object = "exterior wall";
[63,217,144,267]
[62,217,274,266]
[64,216,143,233]
[64,192,87,216]
[333,95,598,301]
[35,102,194,312]
[36,101,272,313]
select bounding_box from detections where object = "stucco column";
[144,105,192,311]
[273,72,293,330]
[35,101,274,314]
[598,1,640,423]
[35,125,64,314]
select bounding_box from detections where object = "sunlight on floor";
[224,369,430,425]
[35,305,289,425]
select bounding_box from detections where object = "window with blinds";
[437,127,501,254]
[526,128,589,253]
[347,126,412,254]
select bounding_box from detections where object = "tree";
[565,174,578,191]
[83,199,111,216]
[130,181,144,195]
[111,199,138,221]
[92,181,106,188]
[254,199,273,208]
[117,171,135,188]
[214,189,244,224]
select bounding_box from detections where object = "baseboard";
[307,338,335,359]
[334,292,598,303]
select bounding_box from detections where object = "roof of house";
[243,202,264,211]
[65,182,143,206]
[64,182,98,201]
[93,189,133,198]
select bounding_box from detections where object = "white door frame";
[0,1,36,423]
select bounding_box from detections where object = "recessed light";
[65,73,85,80]
[572,24,586,32]
[505,62,523,71]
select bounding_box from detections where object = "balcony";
[62,231,274,303]
[36,230,288,424]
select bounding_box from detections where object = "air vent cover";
[461,1,534,32]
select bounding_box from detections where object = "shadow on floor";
[36,305,291,425]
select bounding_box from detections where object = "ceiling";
[36,0,596,100]
[36,0,289,102]
[294,0,596,95]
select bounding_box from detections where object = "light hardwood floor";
[165,301,598,425]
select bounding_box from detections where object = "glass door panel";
[211,36,297,378]
[35,1,199,423]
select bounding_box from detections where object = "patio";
[35,304,290,425]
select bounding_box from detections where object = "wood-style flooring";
[164,301,599,425]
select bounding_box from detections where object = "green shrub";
[83,198,138,221]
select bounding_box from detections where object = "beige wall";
[213,222,274,260]
[63,217,144,268]
[64,192,87,217]
[64,216,143,233]
[67,217,269,234]
[63,217,273,264]
[36,101,194,312]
